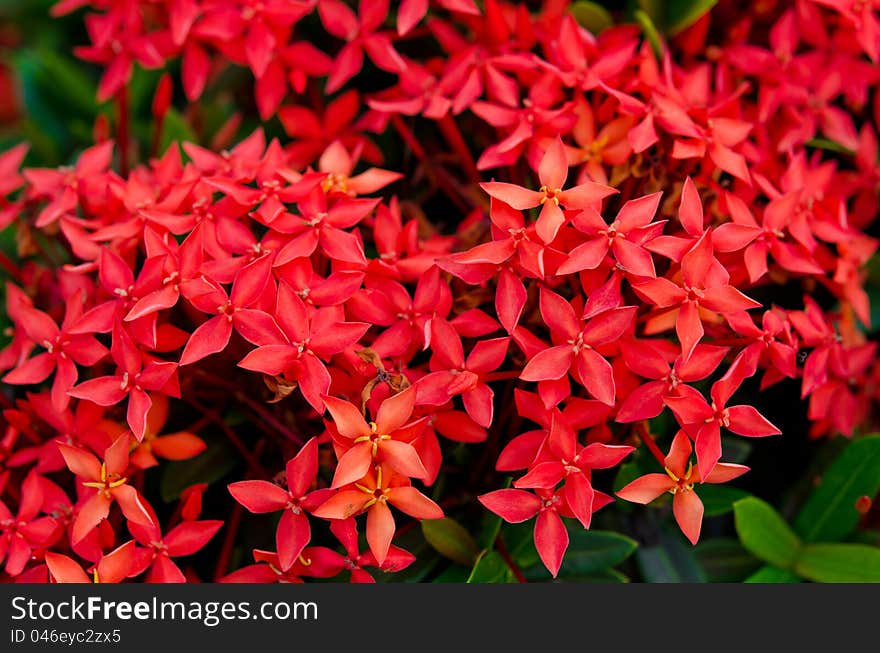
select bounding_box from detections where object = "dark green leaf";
[664,0,717,35]
[560,529,637,575]
[555,569,630,583]
[571,1,614,33]
[431,564,471,583]
[521,529,636,580]
[733,497,801,569]
[159,109,198,154]
[467,550,512,583]
[794,543,880,583]
[422,518,480,567]
[805,138,854,155]
[477,510,503,551]
[634,9,664,58]
[745,565,801,583]
[636,0,717,35]
[695,538,761,582]
[160,437,237,502]
[637,528,706,582]
[699,485,750,517]
[504,520,540,570]
[794,435,880,543]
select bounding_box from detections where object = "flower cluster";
[0,0,878,582]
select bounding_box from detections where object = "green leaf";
[636,0,717,35]
[806,137,854,155]
[522,529,637,580]
[664,0,717,35]
[467,550,512,583]
[745,565,801,583]
[695,538,762,582]
[431,564,471,583]
[794,543,880,583]
[637,528,706,582]
[733,497,801,569]
[159,109,198,154]
[160,437,237,502]
[422,518,480,567]
[794,435,880,543]
[557,569,630,583]
[560,529,637,575]
[477,511,503,552]
[571,1,614,33]
[504,520,541,570]
[634,9,664,58]
[699,485,750,517]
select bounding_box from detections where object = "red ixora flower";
[617,431,749,544]
[57,434,155,544]
[481,137,618,243]
[313,463,443,566]
[228,437,331,571]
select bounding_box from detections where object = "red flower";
[313,463,442,565]
[68,327,178,441]
[664,353,781,479]
[617,431,749,544]
[481,137,617,243]
[46,540,137,584]
[238,281,369,412]
[520,289,636,405]
[3,289,108,412]
[57,434,155,543]
[228,437,330,570]
[323,387,429,486]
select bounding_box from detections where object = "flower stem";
[390,114,472,212]
[117,88,130,177]
[637,422,667,467]
[495,534,527,583]
[437,113,480,181]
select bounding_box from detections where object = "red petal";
[3,353,55,385]
[673,491,704,545]
[694,422,722,481]
[575,348,616,405]
[496,268,526,334]
[277,510,310,571]
[45,553,90,583]
[387,486,443,519]
[376,386,416,434]
[535,200,565,243]
[366,501,395,567]
[379,440,427,480]
[478,489,541,522]
[323,396,370,439]
[520,345,573,382]
[164,520,223,557]
[179,316,232,365]
[727,405,781,437]
[312,490,372,519]
[228,481,289,513]
[331,443,373,489]
[480,182,542,210]
[96,540,136,583]
[72,493,111,543]
[616,473,673,504]
[287,437,318,498]
[563,473,595,529]
[678,177,704,237]
[535,510,568,578]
